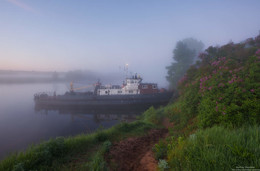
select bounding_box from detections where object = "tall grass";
[0,120,155,171]
[138,106,165,125]
[167,126,260,170]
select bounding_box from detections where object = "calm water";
[0,83,139,160]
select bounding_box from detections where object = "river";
[0,83,140,160]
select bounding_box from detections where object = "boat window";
[118,91,122,93]
[129,90,133,93]
[142,85,148,89]
[152,85,157,89]
[105,91,108,94]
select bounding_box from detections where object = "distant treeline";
[0,70,123,84]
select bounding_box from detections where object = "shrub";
[141,106,163,125]
[153,140,168,160]
[198,55,260,128]
[158,159,170,171]
[95,131,109,142]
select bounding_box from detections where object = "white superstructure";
[97,75,142,95]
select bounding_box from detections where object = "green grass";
[167,125,260,170]
[77,140,111,171]
[0,120,156,171]
[138,106,166,126]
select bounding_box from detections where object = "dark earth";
[106,128,168,171]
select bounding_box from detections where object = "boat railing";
[34,92,56,100]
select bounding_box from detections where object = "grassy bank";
[0,121,156,171]
[152,36,260,170]
[154,125,260,170]
[169,125,260,170]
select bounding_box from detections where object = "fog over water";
[0,83,140,159]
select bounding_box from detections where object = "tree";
[166,38,204,89]
[182,38,204,62]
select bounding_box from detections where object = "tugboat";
[34,74,173,111]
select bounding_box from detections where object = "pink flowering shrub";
[176,40,260,128]
[255,49,260,56]
[198,55,260,127]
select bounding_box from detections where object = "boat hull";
[34,92,173,111]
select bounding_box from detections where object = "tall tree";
[166,38,204,89]
[182,38,204,62]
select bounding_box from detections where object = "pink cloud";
[7,0,36,13]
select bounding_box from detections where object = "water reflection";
[0,83,147,160]
[35,105,143,123]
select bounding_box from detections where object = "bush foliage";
[167,36,260,128]
[162,35,260,170]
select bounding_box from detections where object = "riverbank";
[0,120,160,171]
[1,101,259,170]
[1,36,260,170]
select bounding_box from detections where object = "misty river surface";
[0,83,140,160]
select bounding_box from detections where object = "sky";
[0,0,260,87]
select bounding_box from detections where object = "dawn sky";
[1,0,260,86]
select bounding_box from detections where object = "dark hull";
[34,92,173,111]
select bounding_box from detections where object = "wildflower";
[255,49,260,56]
[222,112,226,115]
[250,89,255,92]
[211,61,219,66]
[238,79,243,82]
[215,106,218,112]
[218,83,224,87]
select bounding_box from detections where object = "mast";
[124,63,128,78]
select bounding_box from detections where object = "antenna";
[70,82,74,92]
[124,63,128,78]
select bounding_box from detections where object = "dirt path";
[106,128,168,171]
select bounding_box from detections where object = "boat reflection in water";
[34,104,146,123]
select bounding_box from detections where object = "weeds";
[87,140,112,171]
[153,140,168,160]
[158,159,170,171]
